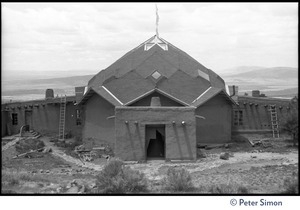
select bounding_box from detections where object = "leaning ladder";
[269,105,280,138]
[58,95,67,141]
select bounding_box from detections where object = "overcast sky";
[2,2,298,76]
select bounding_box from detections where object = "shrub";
[2,170,50,187]
[162,167,194,192]
[121,167,148,193]
[96,159,148,194]
[281,175,298,194]
[209,184,249,194]
[1,189,17,194]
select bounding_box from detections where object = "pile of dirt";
[15,138,45,154]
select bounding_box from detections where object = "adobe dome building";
[76,35,236,161]
[2,35,294,162]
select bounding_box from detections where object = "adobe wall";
[233,96,292,135]
[1,109,9,136]
[82,94,115,149]
[115,107,196,161]
[196,94,232,144]
[2,100,82,138]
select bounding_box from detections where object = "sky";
[1,2,298,77]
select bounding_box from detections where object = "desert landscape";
[2,132,298,194]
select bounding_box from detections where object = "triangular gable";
[78,86,123,106]
[191,87,237,107]
[125,88,189,106]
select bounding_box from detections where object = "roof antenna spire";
[155,4,159,38]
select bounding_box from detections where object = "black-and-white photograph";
[1,2,298,200]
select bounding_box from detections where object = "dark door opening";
[25,110,33,131]
[146,125,165,160]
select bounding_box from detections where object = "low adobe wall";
[115,107,196,161]
[233,96,292,133]
[2,99,82,138]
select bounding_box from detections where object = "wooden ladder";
[58,95,67,141]
[269,105,280,138]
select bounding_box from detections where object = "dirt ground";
[1,135,298,194]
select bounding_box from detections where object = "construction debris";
[247,138,273,148]
[261,140,272,148]
[202,143,233,150]
[42,147,52,153]
[197,149,207,158]
[12,147,45,159]
[220,152,230,160]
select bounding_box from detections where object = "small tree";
[282,96,298,146]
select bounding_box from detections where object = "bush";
[2,170,50,187]
[162,167,194,192]
[209,184,249,194]
[96,159,148,194]
[281,175,298,194]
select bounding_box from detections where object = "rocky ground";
[1,135,298,194]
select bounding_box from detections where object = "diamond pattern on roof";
[151,71,162,79]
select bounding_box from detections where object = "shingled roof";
[87,35,226,106]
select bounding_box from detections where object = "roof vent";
[150,96,161,107]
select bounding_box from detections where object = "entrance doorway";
[25,110,33,131]
[145,125,165,160]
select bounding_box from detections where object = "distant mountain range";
[219,66,298,95]
[217,66,266,76]
[1,66,298,102]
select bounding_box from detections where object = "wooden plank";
[13,147,44,159]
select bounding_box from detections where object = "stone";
[220,152,230,160]
[197,149,207,158]
[79,185,86,194]
[56,187,63,193]
[66,186,79,193]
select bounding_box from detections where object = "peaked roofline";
[191,87,237,107]
[124,88,189,106]
[78,86,123,106]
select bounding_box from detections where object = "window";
[12,113,18,125]
[234,110,243,126]
[76,109,81,126]
[151,71,162,80]
[197,69,210,81]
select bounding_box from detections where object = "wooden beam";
[106,116,115,120]
[195,115,206,119]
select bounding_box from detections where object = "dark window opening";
[12,113,18,125]
[76,109,81,126]
[234,110,243,126]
